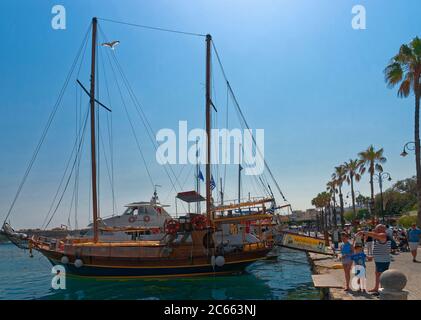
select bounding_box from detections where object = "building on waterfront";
[290,209,317,223]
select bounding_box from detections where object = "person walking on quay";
[332,228,340,252]
[340,233,353,291]
[357,224,391,294]
[408,223,421,262]
[398,229,409,252]
[385,225,393,240]
[385,225,396,261]
[365,228,373,256]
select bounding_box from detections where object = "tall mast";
[238,143,242,209]
[205,34,212,221]
[220,177,224,205]
[195,139,200,214]
[90,17,99,242]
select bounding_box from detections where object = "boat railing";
[218,196,269,206]
[212,197,274,213]
[243,241,267,252]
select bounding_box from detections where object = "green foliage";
[385,37,421,98]
[332,165,346,189]
[344,209,367,222]
[344,211,353,222]
[358,145,386,178]
[311,191,331,208]
[392,176,417,197]
[375,176,417,217]
[398,215,417,228]
[339,176,416,222]
[356,194,370,207]
[357,209,369,219]
[343,159,363,184]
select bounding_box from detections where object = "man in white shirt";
[385,225,394,261]
[385,225,393,240]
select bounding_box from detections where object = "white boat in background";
[83,190,172,241]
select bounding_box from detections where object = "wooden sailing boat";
[27,17,275,278]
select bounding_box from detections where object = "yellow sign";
[281,233,326,254]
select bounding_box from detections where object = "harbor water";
[0,243,319,300]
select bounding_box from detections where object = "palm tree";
[355,194,367,208]
[311,195,322,235]
[359,145,387,217]
[326,180,338,228]
[312,192,331,245]
[385,37,421,226]
[332,165,347,229]
[343,159,363,219]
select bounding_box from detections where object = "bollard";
[379,269,409,300]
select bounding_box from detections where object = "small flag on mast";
[210,175,216,190]
[198,170,204,182]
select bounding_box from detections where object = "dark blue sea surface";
[0,243,319,300]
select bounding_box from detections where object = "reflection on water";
[0,243,319,300]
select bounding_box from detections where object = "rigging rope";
[99,128,116,208]
[103,50,155,188]
[98,18,206,38]
[44,105,90,229]
[99,26,185,193]
[223,82,229,197]
[98,40,117,215]
[211,40,288,203]
[101,39,155,189]
[2,24,92,226]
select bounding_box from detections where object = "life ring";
[245,221,251,233]
[128,216,136,223]
[164,219,180,235]
[144,215,151,223]
[191,215,208,231]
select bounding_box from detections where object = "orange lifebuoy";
[128,216,136,223]
[245,221,251,233]
[144,215,151,223]
[191,215,208,231]
[164,219,180,235]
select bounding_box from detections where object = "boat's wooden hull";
[40,248,269,278]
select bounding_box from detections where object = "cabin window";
[123,207,139,215]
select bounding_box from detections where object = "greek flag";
[210,175,216,190]
[266,202,276,214]
[198,170,204,182]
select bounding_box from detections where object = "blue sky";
[0,0,418,228]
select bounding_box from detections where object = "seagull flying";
[101,40,120,50]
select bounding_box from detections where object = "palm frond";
[397,44,414,64]
[386,37,421,98]
[398,78,411,97]
[410,36,421,59]
[384,62,403,88]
